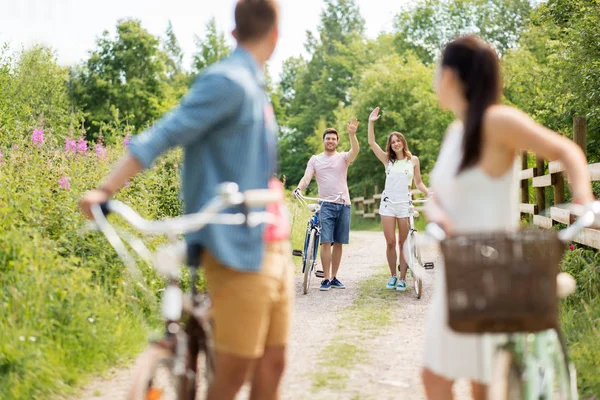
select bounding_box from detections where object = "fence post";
[521,152,529,204]
[574,117,587,152]
[536,156,546,214]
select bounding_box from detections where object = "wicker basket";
[440,228,566,334]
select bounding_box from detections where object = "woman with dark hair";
[422,35,594,399]
[367,107,430,291]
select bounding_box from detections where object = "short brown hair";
[322,128,338,140]
[234,0,279,42]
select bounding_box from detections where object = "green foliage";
[559,247,600,396]
[393,0,532,64]
[339,52,453,193]
[70,19,172,142]
[0,130,182,400]
[0,45,79,146]
[192,17,231,75]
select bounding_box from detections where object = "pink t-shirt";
[306,152,351,204]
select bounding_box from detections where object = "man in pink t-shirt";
[294,119,360,291]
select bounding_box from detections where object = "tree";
[192,17,231,74]
[70,19,171,142]
[393,0,532,64]
[338,53,453,193]
[277,0,369,187]
[162,20,184,81]
[0,44,76,145]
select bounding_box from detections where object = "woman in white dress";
[367,107,430,291]
[423,35,594,399]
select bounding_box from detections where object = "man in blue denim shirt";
[80,1,292,399]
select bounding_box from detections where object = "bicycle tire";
[303,229,317,295]
[488,349,524,400]
[127,343,184,400]
[414,234,423,299]
[406,233,422,299]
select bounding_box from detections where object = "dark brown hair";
[234,0,279,42]
[322,128,338,140]
[441,35,501,173]
[385,132,412,163]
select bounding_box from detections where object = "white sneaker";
[396,279,407,291]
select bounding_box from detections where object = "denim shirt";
[128,47,278,271]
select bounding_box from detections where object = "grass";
[311,266,399,392]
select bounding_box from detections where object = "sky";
[0,0,414,80]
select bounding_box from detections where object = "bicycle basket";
[440,228,565,334]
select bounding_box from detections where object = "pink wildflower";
[12,145,18,150]
[122,135,131,147]
[95,143,107,159]
[569,245,575,251]
[77,137,87,154]
[125,181,131,188]
[32,129,44,145]
[0,150,3,163]
[174,163,178,169]
[58,177,70,190]
[65,138,77,153]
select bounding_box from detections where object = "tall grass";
[559,246,600,397]
[0,132,181,399]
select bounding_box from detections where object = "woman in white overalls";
[367,107,431,291]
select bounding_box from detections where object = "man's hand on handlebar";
[79,189,111,220]
[292,188,302,199]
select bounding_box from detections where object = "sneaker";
[396,279,407,291]
[330,277,345,289]
[386,276,398,290]
[320,279,332,291]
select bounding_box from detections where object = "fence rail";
[352,116,600,250]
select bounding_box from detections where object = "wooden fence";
[352,187,426,218]
[352,117,600,250]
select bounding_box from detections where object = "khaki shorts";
[202,241,294,359]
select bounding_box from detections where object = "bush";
[560,246,600,397]
[0,129,182,399]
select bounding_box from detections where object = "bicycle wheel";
[406,232,423,299]
[127,343,183,400]
[488,349,524,400]
[303,229,317,294]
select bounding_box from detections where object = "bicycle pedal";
[424,262,434,269]
[315,270,325,278]
[292,249,303,257]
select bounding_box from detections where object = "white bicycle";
[382,193,433,299]
[85,182,279,400]
[420,201,600,400]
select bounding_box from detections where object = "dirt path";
[73,231,472,399]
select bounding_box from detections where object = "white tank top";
[383,158,413,200]
[429,122,519,233]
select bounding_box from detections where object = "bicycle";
[85,182,280,400]
[291,192,342,294]
[383,193,433,299]
[421,201,600,400]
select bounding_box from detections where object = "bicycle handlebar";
[91,182,281,236]
[382,195,432,205]
[295,191,343,204]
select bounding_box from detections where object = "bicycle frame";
[302,208,320,274]
[421,201,600,400]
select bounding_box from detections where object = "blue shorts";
[319,202,351,245]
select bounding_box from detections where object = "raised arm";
[412,156,431,197]
[489,105,594,205]
[368,107,388,165]
[346,118,360,164]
